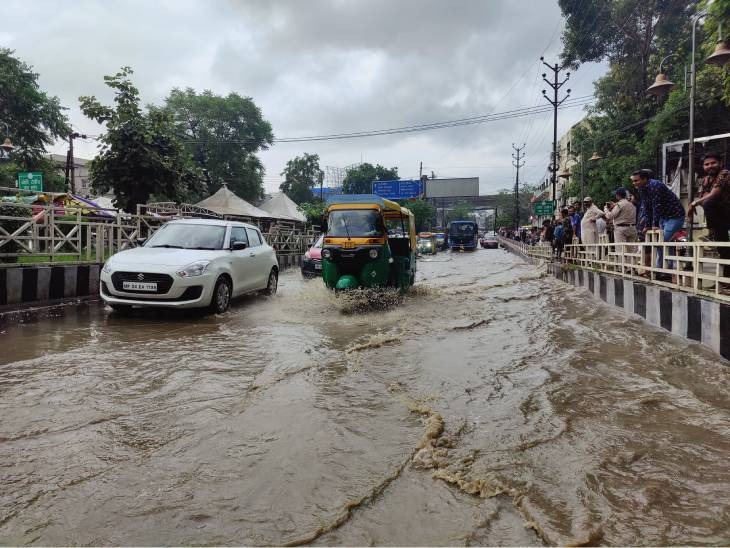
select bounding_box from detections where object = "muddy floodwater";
[1,249,729,546]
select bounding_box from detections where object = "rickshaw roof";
[326,194,411,216]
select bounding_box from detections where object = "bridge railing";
[498,233,730,302]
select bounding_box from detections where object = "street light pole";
[687,14,702,241]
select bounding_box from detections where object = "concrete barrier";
[0,264,102,308]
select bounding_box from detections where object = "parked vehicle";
[448,220,479,250]
[417,232,438,255]
[434,232,447,250]
[100,219,278,314]
[480,231,499,249]
[321,194,417,291]
[301,234,324,278]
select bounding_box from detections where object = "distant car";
[434,232,447,250]
[100,219,279,314]
[480,232,499,249]
[301,234,324,278]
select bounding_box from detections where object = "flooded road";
[1,249,729,546]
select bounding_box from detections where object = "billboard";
[425,177,479,198]
[372,179,424,200]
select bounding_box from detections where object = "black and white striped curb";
[0,264,101,307]
[548,264,729,361]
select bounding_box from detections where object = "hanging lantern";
[646,73,676,96]
[589,151,603,161]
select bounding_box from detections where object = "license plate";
[315,263,322,270]
[122,281,157,292]
[342,241,355,249]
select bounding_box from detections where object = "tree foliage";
[279,153,324,204]
[558,0,730,205]
[164,88,273,203]
[80,68,204,212]
[0,49,70,190]
[400,198,436,232]
[298,201,327,228]
[342,163,398,194]
[446,200,475,223]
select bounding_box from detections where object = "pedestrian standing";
[604,187,637,248]
[631,169,685,276]
[688,152,730,291]
[580,197,602,245]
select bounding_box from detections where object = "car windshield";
[451,223,476,235]
[327,209,384,238]
[145,223,226,250]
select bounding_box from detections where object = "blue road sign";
[372,179,423,200]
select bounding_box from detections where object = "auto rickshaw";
[417,232,438,255]
[321,194,417,291]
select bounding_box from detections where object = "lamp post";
[0,122,14,162]
[647,11,730,240]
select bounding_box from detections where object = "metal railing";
[498,233,730,302]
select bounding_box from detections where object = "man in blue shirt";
[631,169,685,273]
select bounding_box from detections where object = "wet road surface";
[1,249,729,546]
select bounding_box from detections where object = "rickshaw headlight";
[368,248,379,259]
[321,248,331,259]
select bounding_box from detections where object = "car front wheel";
[209,276,232,314]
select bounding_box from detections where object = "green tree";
[164,88,273,203]
[298,201,327,228]
[401,198,436,232]
[0,49,70,191]
[80,68,204,212]
[342,163,398,194]
[446,200,475,223]
[279,153,324,204]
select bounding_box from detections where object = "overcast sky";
[2,0,606,195]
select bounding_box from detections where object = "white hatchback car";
[100,219,279,313]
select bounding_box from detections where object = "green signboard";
[533,200,555,216]
[18,172,43,192]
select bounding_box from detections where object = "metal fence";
[498,233,730,303]
[0,202,319,265]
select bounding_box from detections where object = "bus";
[447,220,478,250]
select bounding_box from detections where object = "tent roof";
[195,185,270,218]
[258,192,306,222]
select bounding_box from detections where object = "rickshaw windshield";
[328,209,384,237]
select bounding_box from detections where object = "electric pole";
[65,132,86,194]
[512,143,525,229]
[541,57,570,211]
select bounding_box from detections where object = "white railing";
[498,232,730,302]
[0,202,169,265]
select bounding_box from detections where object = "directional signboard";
[18,172,43,192]
[372,179,424,200]
[533,200,555,216]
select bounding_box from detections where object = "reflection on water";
[1,250,729,546]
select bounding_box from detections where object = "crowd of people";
[500,152,730,291]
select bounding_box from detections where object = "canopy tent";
[195,184,270,219]
[258,192,306,223]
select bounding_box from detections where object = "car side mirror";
[136,238,146,247]
[231,241,247,251]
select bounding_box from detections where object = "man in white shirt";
[580,197,602,245]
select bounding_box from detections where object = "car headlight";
[176,260,211,278]
[368,248,379,259]
[102,261,113,274]
[321,248,331,259]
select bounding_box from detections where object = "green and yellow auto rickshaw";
[417,232,438,255]
[321,194,417,291]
